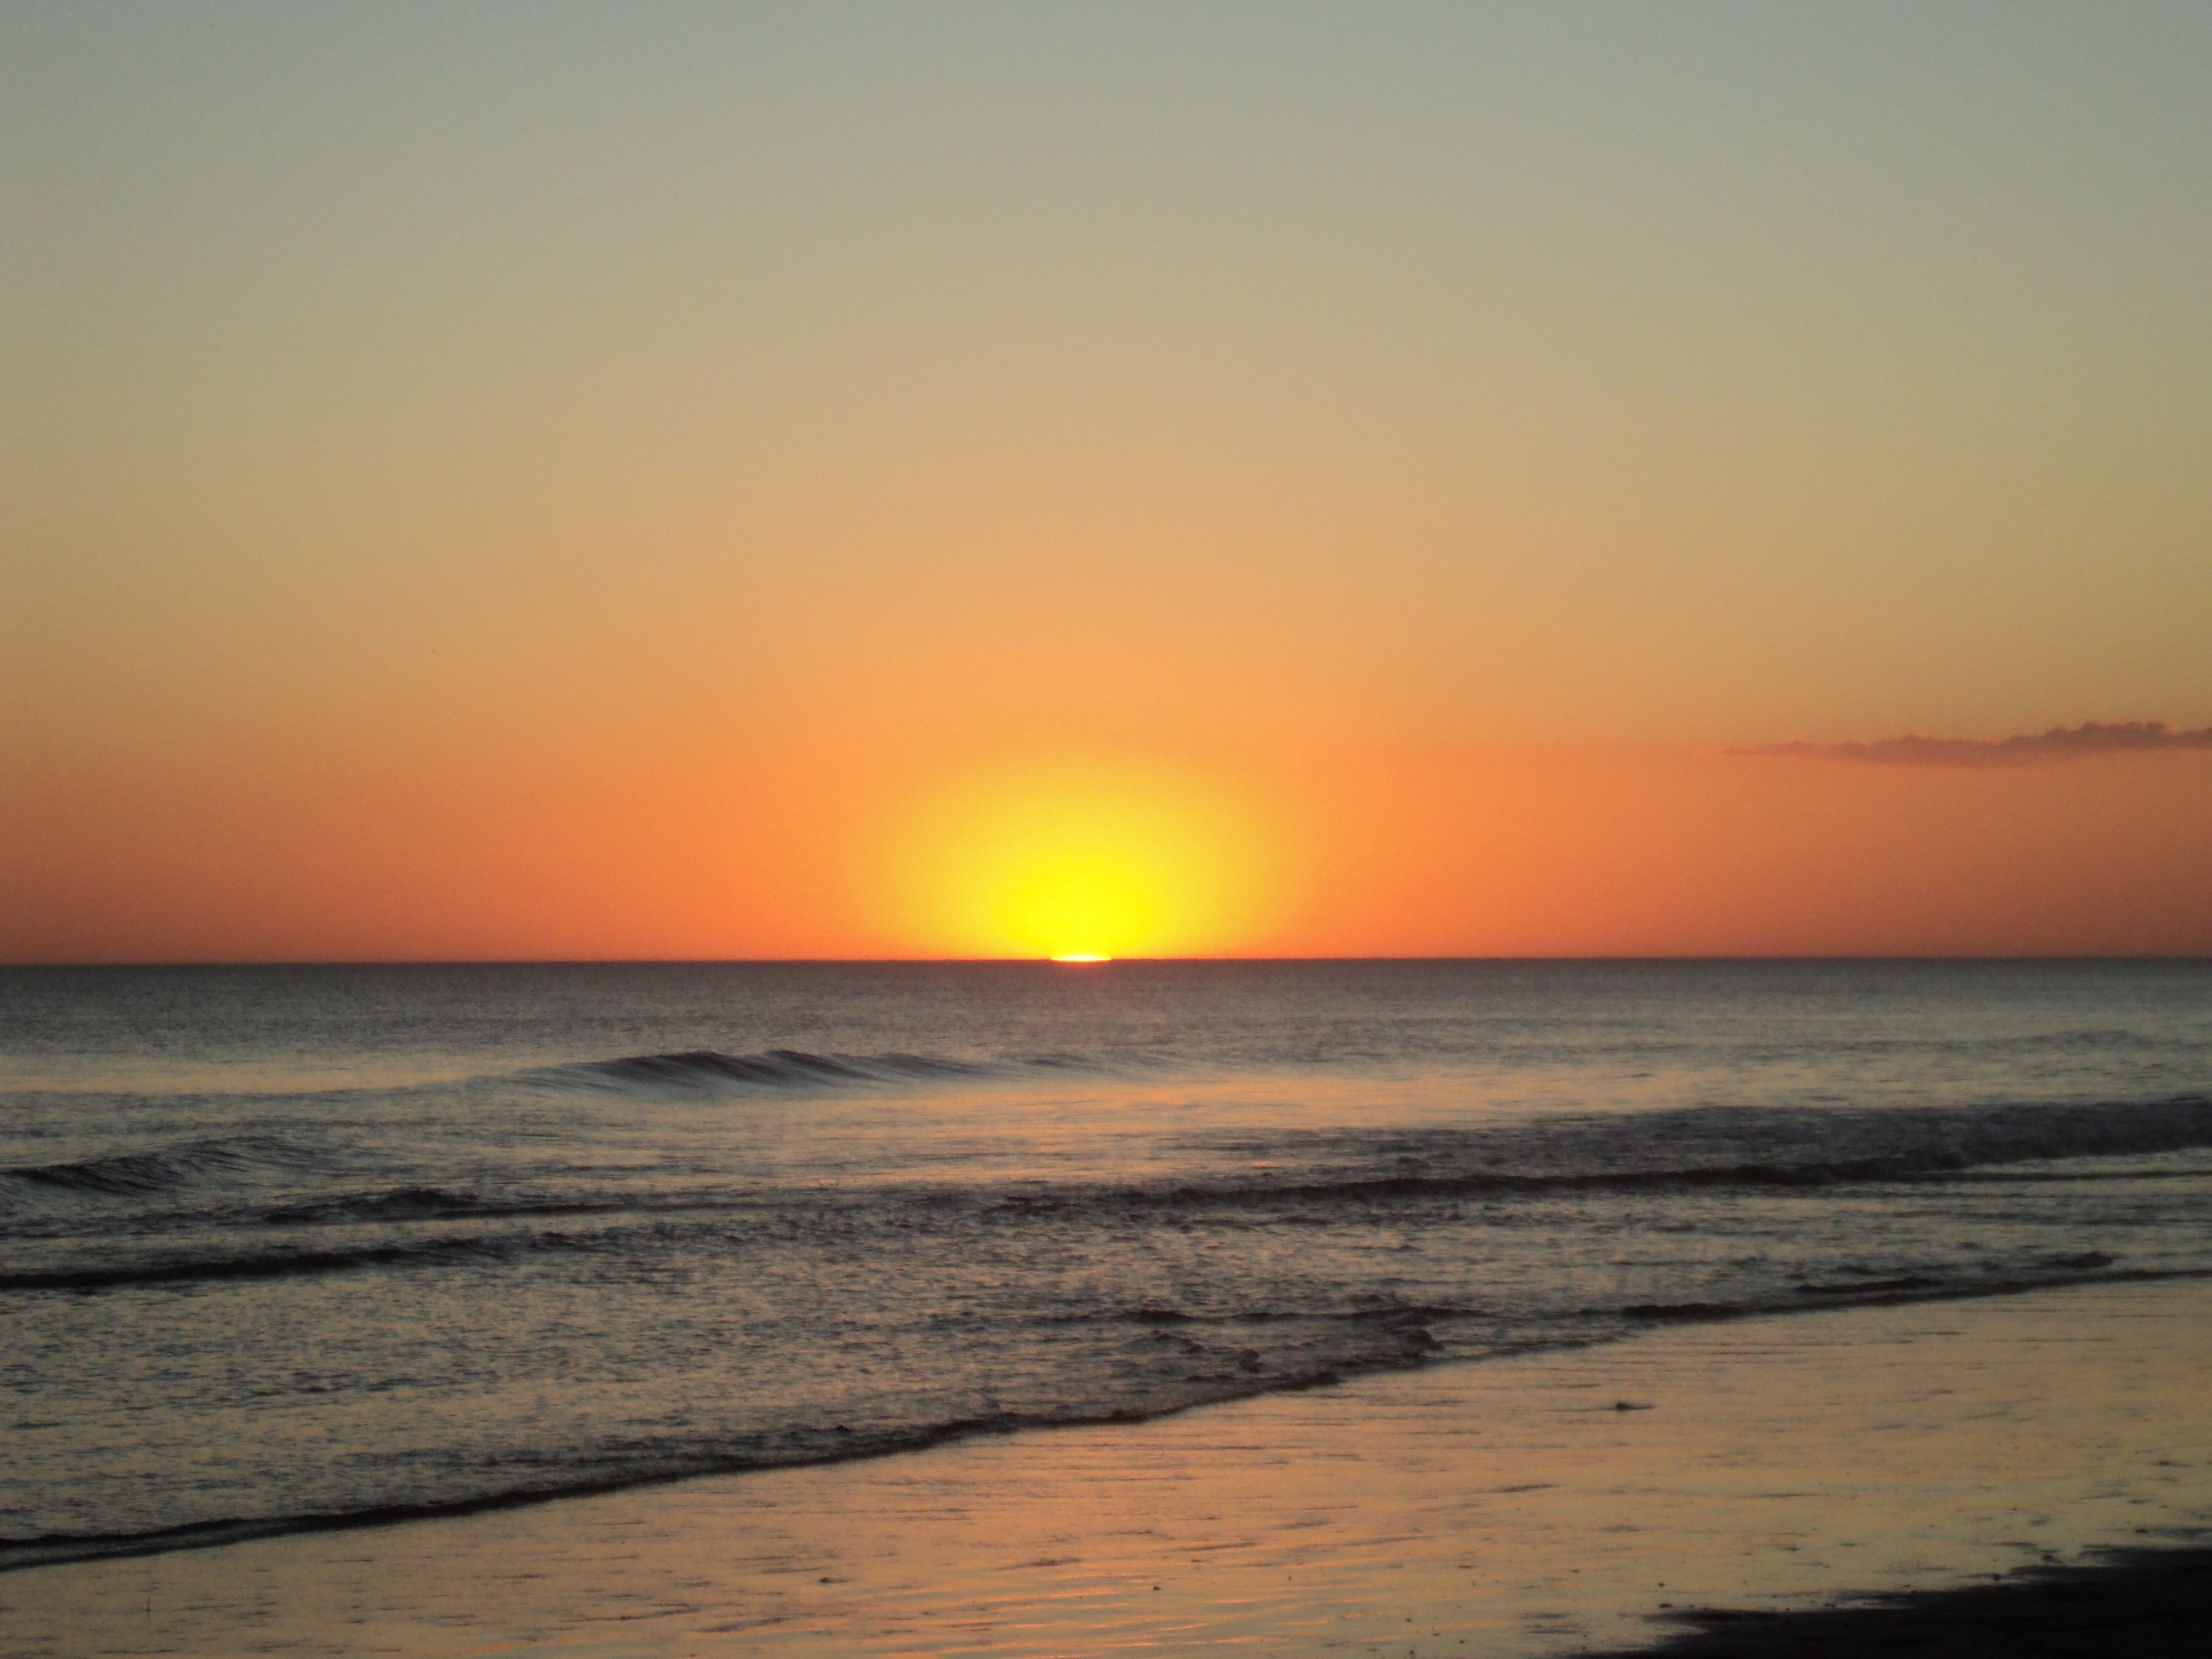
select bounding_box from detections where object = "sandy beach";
[10,1275,2210,1658]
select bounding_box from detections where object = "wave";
[13,1096,2210,1281]
[0,1135,315,1201]
[8,1259,2196,1577]
[259,1185,484,1225]
[1054,1098,2212,1212]
[254,1184,817,1230]
[0,1399,1168,1574]
[517,1047,1115,1095]
[0,1230,590,1295]
[0,1298,1445,1575]
[1618,1257,2187,1326]
[997,1153,2211,1217]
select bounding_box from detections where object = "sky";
[5,1,2210,961]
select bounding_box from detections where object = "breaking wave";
[0,1135,317,1201]
[0,1293,1450,1573]
[517,1047,1116,1094]
[9,1250,2199,1577]
[0,1235,536,1294]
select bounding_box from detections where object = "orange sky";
[7,5,2210,961]
[10,723,2208,962]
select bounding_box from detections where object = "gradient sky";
[7,2,2210,960]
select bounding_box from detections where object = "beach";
[11,1275,2209,1657]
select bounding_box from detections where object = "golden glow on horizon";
[865,762,1292,959]
[996,850,1158,961]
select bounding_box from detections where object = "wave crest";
[523,1047,1108,1095]
[0,1136,311,1201]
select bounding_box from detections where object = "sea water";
[2,960,2208,1575]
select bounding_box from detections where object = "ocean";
[4,959,2208,1579]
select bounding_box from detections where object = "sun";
[865,760,1291,959]
[989,846,1159,960]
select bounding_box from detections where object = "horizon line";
[6,953,2209,970]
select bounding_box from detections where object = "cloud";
[1727,720,2212,768]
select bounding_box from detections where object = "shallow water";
[12,1279,2212,1658]
[4,960,2208,1570]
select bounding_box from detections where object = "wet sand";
[8,1278,2211,1657]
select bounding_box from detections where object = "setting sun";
[863,760,1292,959]
[993,848,1158,960]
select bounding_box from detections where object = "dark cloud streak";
[1728,720,2212,768]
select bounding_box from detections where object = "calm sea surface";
[3,960,2208,1572]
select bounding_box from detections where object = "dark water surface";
[3,960,2207,1571]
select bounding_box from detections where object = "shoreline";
[15,1266,2190,1581]
[8,1277,2211,1655]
